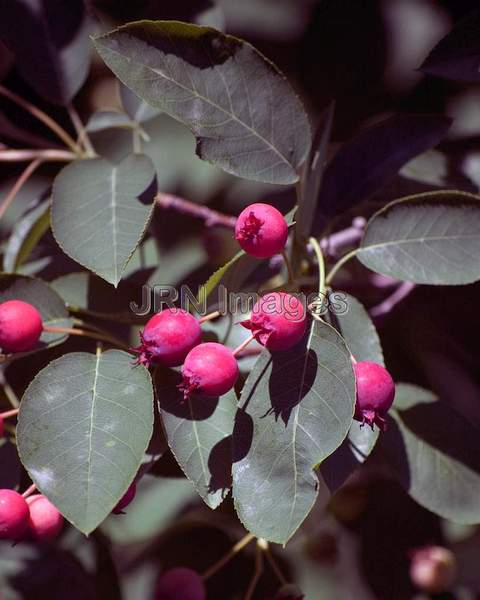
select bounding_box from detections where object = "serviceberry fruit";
[132,309,202,368]
[155,567,206,600]
[26,494,63,541]
[0,489,29,540]
[409,546,457,594]
[241,292,307,351]
[235,202,288,258]
[112,481,137,514]
[180,342,238,399]
[0,300,43,353]
[353,361,395,431]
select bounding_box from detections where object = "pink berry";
[241,292,307,352]
[0,300,43,353]
[26,494,63,541]
[409,546,457,594]
[0,489,30,540]
[235,203,288,258]
[132,309,202,368]
[155,567,206,600]
[112,482,137,514]
[353,361,395,431]
[180,342,238,399]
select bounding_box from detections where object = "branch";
[156,193,237,228]
[0,149,76,162]
[0,158,43,220]
[369,281,416,318]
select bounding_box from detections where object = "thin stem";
[0,159,42,221]
[325,248,359,286]
[22,483,37,498]
[156,193,237,228]
[1,378,19,408]
[199,310,221,324]
[232,334,255,357]
[281,250,295,284]
[264,547,288,585]
[67,104,95,156]
[0,149,76,162]
[245,543,264,600]
[43,325,130,352]
[369,281,416,318]
[132,126,142,154]
[202,533,256,581]
[0,85,80,153]
[0,408,19,419]
[308,237,326,295]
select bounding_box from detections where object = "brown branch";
[0,158,43,220]
[156,193,237,228]
[0,149,76,162]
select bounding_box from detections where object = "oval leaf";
[232,319,355,544]
[382,383,480,525]
[357,191,480,285]
[155,367,236,508]
[17,350,154,534]
[0,274,72,356]
[93,21,311,184]
[51,154,157,286]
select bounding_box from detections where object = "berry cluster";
[0,490,63,542]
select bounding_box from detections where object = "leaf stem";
[0,85,80,153]
[232,334,255,357]
[22,483,37,498]
[263,546,288,585]
[281,250,295,284]
[0,375,20,408]
[156,193,237,228]
[202,532,256,581]
[199,310,221,324]
[325,248,359,286]
[43,325,130,352]
[67,104,95,157]
[0,158,43,221]
[244,542,264,600]
[0,149,76,162]
[308,237,326,295]
[0,408,19,419]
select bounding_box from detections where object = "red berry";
[26,494,63,541]
[241,292,307,352]
[0,300,43,353]
[235,203,288,258]
[0,489,29,540]
[132,309,202,368]
[112,482,137,514]
[409,546,457,594]
[180,342,238,399]
[353,361,395,431]
[155,567,206,600]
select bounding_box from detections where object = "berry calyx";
[353,361,395,431]
[409,546,457,594]
[26,494,63,541]
[132,309,202,368]
[155,567,206,600]
[0,300,43,353]
[0,489,30,540]
[235,203,288,258]
[112,482,137,515]
[241,292,307,352]
[180,342,239,399]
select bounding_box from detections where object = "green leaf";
[155,368,236,508]
[17,350,154,535]
[86,111,135,133]
[232,319,355,544]
[326,292,384,365]
[295,102,335,240]
[198,250,242,304]
[93,20,311,184]
[119,83,161,123]
[51,154,157,286]
[357,190,480,285]
[3,199,50,273]
[0,274,72,357]
[382,383,480,525]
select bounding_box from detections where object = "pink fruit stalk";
[112,482,137,514]
[0,300,43,353]
[409,546,457,594]
[180,342,239,399]
[241,292,307,351]
[155,567,206,600]
[132,309,202,368]
[235,203,288,258]
[353,361,395,431]
[0,489,30,540]
[26,494,63,541]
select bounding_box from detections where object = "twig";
[0,158,42,221]
[199,310,221,324]
[43,325,130,352]
[156,193,237,228]
[22,483,37,498]
[202,533,256,580]
[320,217,366,258]
[232,334,255,357]
[67,104,95,156]
[369,281,416,318]
[245,543,264,600]
[0,374,19,408]
[0,408,19,419]
[264,547,288,585]
[0,149,76,162]
[0,85,80,153]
